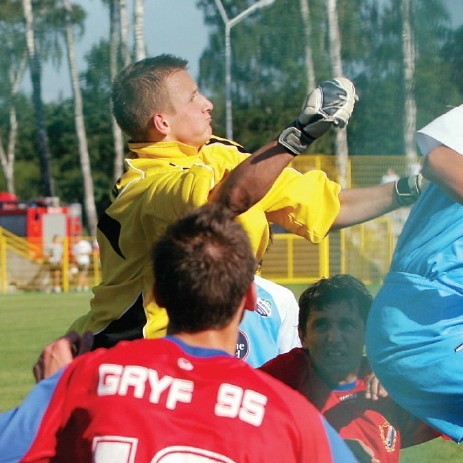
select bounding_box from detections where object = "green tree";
[197,0,461,158]
[197,0,364,153]
[3,94,43,198]
[10,38,114,225]
[22,0,55,196]
[198,0,313,151]
[441,24,463,97]
[48,40,115,221]
[349,0,457,156]
[0,2,28,193]
[62,0,98,236]
[80,40,116,216]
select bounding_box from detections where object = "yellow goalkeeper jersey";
[69,136,341,346]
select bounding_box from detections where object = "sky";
[40,0,209,101]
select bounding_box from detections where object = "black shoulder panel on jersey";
[97,211,125,259]
[92,293,146,349]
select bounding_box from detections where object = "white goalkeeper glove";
[278,77,358,156]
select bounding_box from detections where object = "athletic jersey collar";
[165,335,233,359]
[330,379,359,392]
[129,141,201,158]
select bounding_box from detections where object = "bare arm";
[211,78,358,215]
[211,140,295,215]
[421,145,463,204]
[331,181,401,230]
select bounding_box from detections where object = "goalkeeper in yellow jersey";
[64,54,422,349]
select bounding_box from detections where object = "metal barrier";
[260,217,395,285]
[0,155,416,293]
[0,230,100,294]
[257,154,415,284]
[0,219,395,294]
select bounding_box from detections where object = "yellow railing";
[0,155,412,293]
[260,217,394,285]
[0,220,394,294]
[0,227,43,260]
[0,230,100,294]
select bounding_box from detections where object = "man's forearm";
[332,183,399,230]
[210,77,358,215]
[212,140,294,215]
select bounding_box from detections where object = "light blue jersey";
[390,182,463,290]
[236,275,301,367]
[0,371,63,463]
[366,105,463,443]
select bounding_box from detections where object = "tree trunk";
[0,53,27,194]
[299,0,316,93]
[2,103,18,194]
[62,0,98,236]
[133,0,146,61]
[119,0,131,67]
[110,0,125,181]
[22,0,55,197]
[401,0,417,168]
[326,0,348,187]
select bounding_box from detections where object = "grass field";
[0,291,461,461]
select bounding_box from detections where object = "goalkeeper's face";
[162,70,214,148]
[301,300,365,386]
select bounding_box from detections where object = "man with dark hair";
[260,274,438,463]
[1,205,358,463]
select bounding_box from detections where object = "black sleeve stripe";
[207,136,248,154]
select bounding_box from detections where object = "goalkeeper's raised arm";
[214,77,358,213]
[215,75,422,227]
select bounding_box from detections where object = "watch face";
[395,176,416,206]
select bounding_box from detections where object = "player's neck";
[173,308,242,356]
[174,328,237,356]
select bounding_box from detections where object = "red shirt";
[20,338,356,463]
[260,348,439,463]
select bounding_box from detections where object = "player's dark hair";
[298,274,372,334]
[111,54,188,141]
[152,203,257,334]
